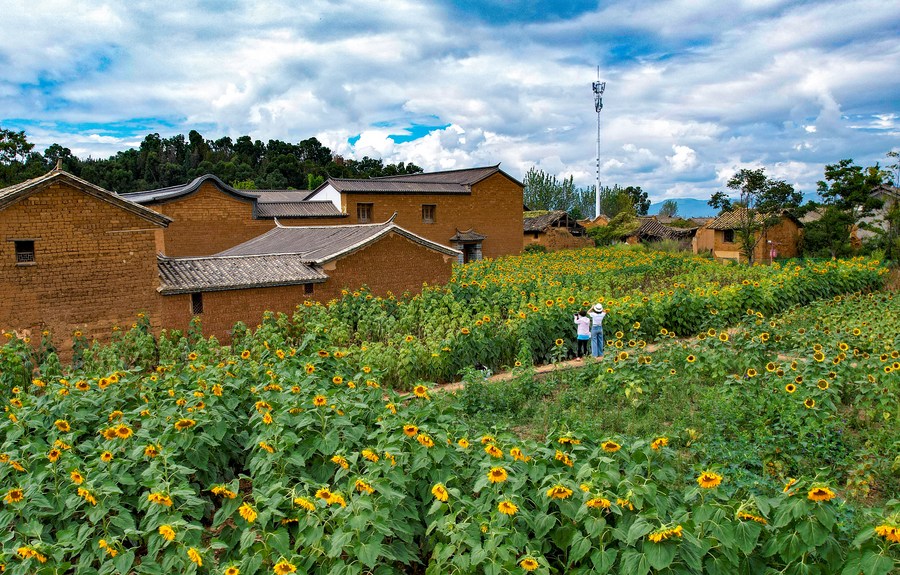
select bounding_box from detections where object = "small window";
[422,204,436,224]
[191,293,204,315]
[304,283,314,295]
[723,229,735,243]
[532,232,540,239]
[357,203,373,223]
[15,240,35,264]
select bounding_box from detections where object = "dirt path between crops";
[430,323,795,395]
[435,330,712,394]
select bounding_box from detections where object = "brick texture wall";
[147,182,347,256]
[160,231,455,341]
[340,172,523,260]
[0,182,163,349]
[526,228,595,251]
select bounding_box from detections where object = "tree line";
[522,167,649,220]
[0,127,423,192]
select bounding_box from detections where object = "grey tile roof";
[449,228,487,242]
[0,168,171,226]
[120,174,259,204]
[325,179,470,194]
[255,201,344,218]
[316,165,523,196]
[121,174,342,219]
[248,189,316,202]
[373,165,503,185]
[157,253,327,295]
[218,220,461,263]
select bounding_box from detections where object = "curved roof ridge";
[121,174,260,204]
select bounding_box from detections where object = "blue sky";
[2,0,899,205]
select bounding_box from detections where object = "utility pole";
[592,68,606,218]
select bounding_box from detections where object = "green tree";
[597,184,635,218]
[658,199,678,218]
[800,206,854,258]
[622,185,649,215]
[884,150,899,186]
[817,159,884,224]
[709,168,801,264]
[0,127,34,164]
[522,168,595,219]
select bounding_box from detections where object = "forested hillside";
[0,127,422,192]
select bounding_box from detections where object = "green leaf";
[734,520,762,555]
[268,529,290,556]
[113,550,135,574]
[590,548,617,574]
[358,541,383,569]
[328,530,353,558]
[626,517,654,545]
[644,540,676,570]
[860,551,896,575]
[569,534,592,565]
[533,513,556,538]
[620,549,651,575]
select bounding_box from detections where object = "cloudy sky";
[2,0,899,203]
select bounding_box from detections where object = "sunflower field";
[279,246,885,387]
[1,247,898,574]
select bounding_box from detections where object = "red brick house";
[121,175,347,256]
[0,167,171,341]
[158,217,460,338]
[308,165,524,261]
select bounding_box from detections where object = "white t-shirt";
[589,310,606,328]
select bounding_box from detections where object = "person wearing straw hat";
[588,303,607,358]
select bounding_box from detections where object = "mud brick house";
[523,210,592,251]
[121,175,347,256]
[307,165,524,261]
[693,208,802,262]
[157,218,460,338]
[0,167,171,341]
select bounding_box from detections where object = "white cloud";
[0,0,897,203]
[667,145,698,172]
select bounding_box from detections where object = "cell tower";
[592,68,606,218]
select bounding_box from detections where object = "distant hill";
[648,193,820,218]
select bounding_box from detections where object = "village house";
[523,210,592,251]
[693,208,802,262]
[157,217,459,339]
[307,165,524,262]
[0,167,463,349]
[120,174,347,256]
[624,216,699,246]
[0,167,171,341]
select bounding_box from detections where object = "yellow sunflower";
[697,471,723,489]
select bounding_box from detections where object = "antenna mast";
[592,67,606,218]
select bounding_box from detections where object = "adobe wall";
[692,227,715,255]
[160,231,455,341]
[525,229,594,252]
[0,182,162,351]
[145,182,346,256]
[704,218,800,262]
[757,218,801,261]
[341,172,523,260]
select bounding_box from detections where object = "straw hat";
[593,303,604,313]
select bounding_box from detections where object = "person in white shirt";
[573,310,591,360]
[588,303,607,358]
